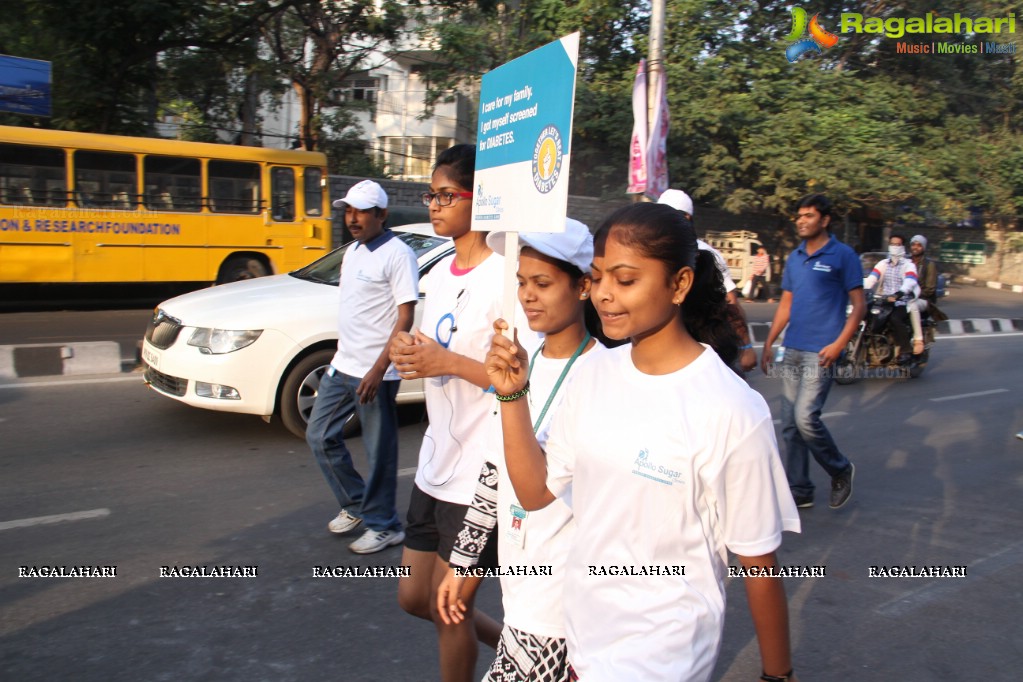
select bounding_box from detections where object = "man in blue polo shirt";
[306,179,419,554]
[761,194,865,510]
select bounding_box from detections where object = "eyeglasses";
[421,191,473,208]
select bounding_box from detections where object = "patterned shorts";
[484,625,569,682]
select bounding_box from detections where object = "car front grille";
[146,310,184,350]
[144,365,188,397]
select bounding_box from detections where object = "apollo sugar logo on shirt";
[812,262,833,273]
[631,447,683,487]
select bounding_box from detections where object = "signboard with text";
[0,54,52,117]
[471,33,579,234]
[939,241,986,265]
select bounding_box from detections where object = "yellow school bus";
[0,125,331,284]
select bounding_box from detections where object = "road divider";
[0,342,124,379]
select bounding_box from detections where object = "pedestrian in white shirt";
[486,202,801,682]
[436,218,604,682]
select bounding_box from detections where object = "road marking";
[930,389,1009,403]
[939,332,1023,339]
[0,376,139,390]
[875,538,1023,617]
[0,508,111,532]
[773,411,847,426]
[398,467,417,478]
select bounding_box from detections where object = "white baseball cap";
[658,189,694,216]
[487,218,593,274]
[332,179,388,210]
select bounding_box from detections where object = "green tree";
[0,0,269,134]
[259,0,410,152]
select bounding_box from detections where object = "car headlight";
[187,328,262,354]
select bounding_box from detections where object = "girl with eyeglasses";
[391,143,537,681]
[485,202,801,682]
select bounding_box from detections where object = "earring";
[580,293,589,299]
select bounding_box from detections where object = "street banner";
[626,59,648,193]
[646,67,670,199]
[472,33,580,325]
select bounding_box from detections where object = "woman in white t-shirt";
[390,143,511,681]
[485,202,802,682]
[434,218,604,682]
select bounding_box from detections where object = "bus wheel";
[220,257,269,283]
[279,349,361,440]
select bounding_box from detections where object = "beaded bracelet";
[495,382,530,402]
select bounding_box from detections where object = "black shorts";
[404,483,499,568]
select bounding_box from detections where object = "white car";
[141,224,453,438]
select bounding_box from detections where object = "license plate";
[143,346,160,369]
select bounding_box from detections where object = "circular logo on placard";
[532,125,563,194]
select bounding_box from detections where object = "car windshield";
[289,230,448,286]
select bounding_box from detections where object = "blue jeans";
[306,368,401,532]
[780,348,852,498]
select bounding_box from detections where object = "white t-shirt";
[332,231,419,380]
[697,239,737,293]
[495,341,606,639]
[544,344,800,681]
[414,252,538,504]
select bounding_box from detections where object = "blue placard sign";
[0,54,52,118]
[472,34,579,234]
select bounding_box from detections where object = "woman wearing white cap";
[436,218,605,682]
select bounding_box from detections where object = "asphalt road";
[1,330,1021,681]
[0,282,1020,372]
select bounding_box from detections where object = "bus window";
[303,167,323,216]
[209,160,260,213]
[144,156,201,211]
[0,143,67,206]
[270,167,295,221]
[74,150,137,209]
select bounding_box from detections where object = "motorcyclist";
[908,235,945,351]
[863,234,920,364]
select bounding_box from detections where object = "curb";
[956,277,1023,294]
[0,342,123,380]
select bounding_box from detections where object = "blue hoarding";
[0,54,52,118]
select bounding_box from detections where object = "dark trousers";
[890,305,912,354]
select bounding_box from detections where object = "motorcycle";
[834,291,936,384]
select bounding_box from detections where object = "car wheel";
[219,256,269,284]
[279,349,362,439]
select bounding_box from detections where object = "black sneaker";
[830,464,855,509]
[793,494,814,509]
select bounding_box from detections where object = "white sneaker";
[328,509,362,534]
[349,528,405,555]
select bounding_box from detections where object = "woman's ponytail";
[682,249,741,370]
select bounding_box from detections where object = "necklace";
[527,332,591,434]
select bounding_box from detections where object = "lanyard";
[526,333,590,434]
